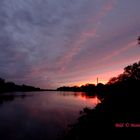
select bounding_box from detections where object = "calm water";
[0,91,100,140]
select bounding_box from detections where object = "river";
[0,91,100,140]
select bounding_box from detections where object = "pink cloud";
[57,0,117,72]
[99,0,117,17]
[101,40,137,62]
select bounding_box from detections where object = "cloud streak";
[57,0,118,72]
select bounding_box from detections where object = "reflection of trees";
[0,94,27,105]
[60,92,96,99]
[0,95,15,104]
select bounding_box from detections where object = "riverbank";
[60,83,140,140]
[59,61,140,139]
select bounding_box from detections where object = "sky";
[0,0,140,89]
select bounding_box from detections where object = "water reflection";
[59,92,101,108]
[0,93,29,105]
[0,91,100,140]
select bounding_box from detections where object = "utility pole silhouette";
[97,77,98,85]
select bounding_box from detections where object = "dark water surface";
[0,91,100,140]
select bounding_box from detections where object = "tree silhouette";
[63,61,140,140]
[108,61,140,84]
[0,78,5,85]
[138,36,140,45]
[107,77,118,85]
[0,78,41,93]
[124,61,140,80]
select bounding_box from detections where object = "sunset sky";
[0,0,140,89]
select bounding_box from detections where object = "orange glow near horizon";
[67,68,124,87]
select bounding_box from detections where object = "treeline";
[57,83,105,93]
[0,78,41,93]
[57,61,140,95]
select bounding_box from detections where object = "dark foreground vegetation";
[0,78,42,93]
[59,61,140,139]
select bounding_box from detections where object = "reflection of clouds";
[19,91,100,135]
[0,91,99,139]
